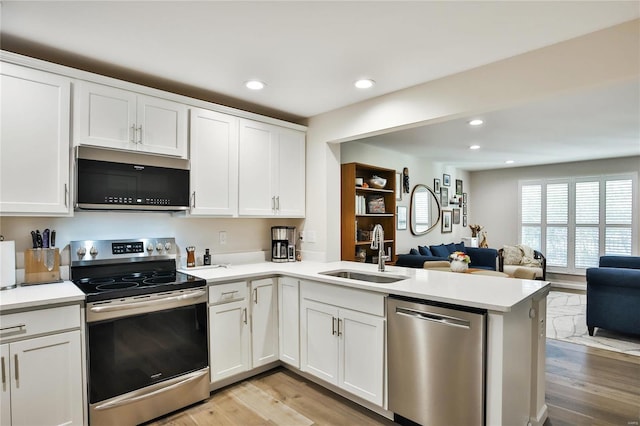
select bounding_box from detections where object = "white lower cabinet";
[209,279,278,383]
[278,277,300,368]
[1,305,84,426]
[300,281,385,407]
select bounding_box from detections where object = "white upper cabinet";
[74,81,187,158]
[238,119,305,217]
[0,63,71,215]
[189,108,239,216]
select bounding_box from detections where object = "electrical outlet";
[219,231,227,245]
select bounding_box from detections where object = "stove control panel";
[70,237,177,265]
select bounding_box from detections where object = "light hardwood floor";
[147,339,639,426]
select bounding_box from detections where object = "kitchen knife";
[35,230,43,248]
[42,229,50,248]
[50,230,56,248]
[30,230,38,249]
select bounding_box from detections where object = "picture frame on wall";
[455,179,463,195]
[433,178,441,193]
[463,192,467,204]
[443,174,450,186]
[453,208,460,225]
[463,215,467,227]
[441,210,453,233]
[463,205,467,215]
[395,173,402,201]
[440,187,449,206]
[397,206,407,230]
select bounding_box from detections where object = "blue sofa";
[396,242,498,271]
[586,256,640,337]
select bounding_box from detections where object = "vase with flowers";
[449,251,471,272]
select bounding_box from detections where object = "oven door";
[86,289,208,424]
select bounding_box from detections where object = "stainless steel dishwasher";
[387,296,486,425]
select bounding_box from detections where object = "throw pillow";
[430,244,450,258]
[418,246,432,256]
[455,242,465,252]
[518,244,542,267]
[409,248,419,255]
[445,243,457,254]
[502,245,523,265]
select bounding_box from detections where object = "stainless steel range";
[70,237,209,426]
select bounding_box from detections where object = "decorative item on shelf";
[355,177,364,187]
[356,247,367,262]
[449,251,470,272]
[403,167,410,193]
[479,230,489,248]
[368,175,387,189]
[367,195,386,213]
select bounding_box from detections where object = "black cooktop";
[71,260,206,302]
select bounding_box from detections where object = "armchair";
[498,246,546,280]
[586,256,640,337]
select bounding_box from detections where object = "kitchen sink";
[319,269,409,284]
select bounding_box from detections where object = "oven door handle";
[93,368,209,411]
[89,289,206,313]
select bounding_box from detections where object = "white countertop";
[0,281,85,312]
[181,261,550,312]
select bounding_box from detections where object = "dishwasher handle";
[395,306,471,329]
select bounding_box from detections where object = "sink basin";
[319,269,408,284]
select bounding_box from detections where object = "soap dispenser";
[203,248,211,266]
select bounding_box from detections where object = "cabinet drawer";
[209,281,247,305]
[300,280,384,317]
[0,304,81,342]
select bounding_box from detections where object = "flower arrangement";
[449,251,470,264]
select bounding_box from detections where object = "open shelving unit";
[341,162,396,263]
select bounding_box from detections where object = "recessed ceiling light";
[505,160,515,164]
[245,80,265,90]
[469,145,481,150]
[468,119,484,126]
[354,79,375,89]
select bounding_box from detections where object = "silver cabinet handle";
[130,125,136,143]
[276,196,280,211]
[395,307,471,329]
[137,125,143,144]
[332,317,337,335]
[1,356,6,386]
[90,290,206,313]
[0,324,26,334]
[243,307,248,325]
[221,290,238,297]
[337,318,343,336]
[14,354,18,382]
[191,191,196,208]
[94,369,208,411]
[64,183,68,208]
[253,288,258,304]
[271,196,276,211]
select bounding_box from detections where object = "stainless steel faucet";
[370,224,389,272]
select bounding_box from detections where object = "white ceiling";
[2,1,639,170]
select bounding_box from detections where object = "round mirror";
[410,184,441,235]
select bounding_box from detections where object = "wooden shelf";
[341,162,397,264]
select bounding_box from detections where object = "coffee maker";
[271,226,296,262]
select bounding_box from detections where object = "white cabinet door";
[238,119,305,217]
[74,81,187,158]
[250,278,278,367]
[137,95,187,158]
[1,344,9,426]
[74,80,137,151]
[300,299,339,385]
[0,63,71,215]
[278,277,300,368]
[276,128,306,217]
[339,308,385,406]
[209,300,250,382]
[238,119,276,216]
[189,108,239,216]
[9,331,83,426]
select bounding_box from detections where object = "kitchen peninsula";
[0,259,548,426]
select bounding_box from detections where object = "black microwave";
[76,159,190,211]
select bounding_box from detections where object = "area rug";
[546,290,640,356]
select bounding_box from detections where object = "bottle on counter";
[204,248,211,266]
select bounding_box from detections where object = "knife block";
[23,248,61,285]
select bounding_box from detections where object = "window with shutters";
[519,173,637,274]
